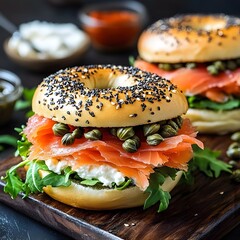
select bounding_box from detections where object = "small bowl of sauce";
[78,1,148,51]
[0,70,23,125]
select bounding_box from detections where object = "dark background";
[0,0,240,239]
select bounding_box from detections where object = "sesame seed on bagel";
[138,14,240,63]
[32,65,188,127]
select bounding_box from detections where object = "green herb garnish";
[0,135,18,152]
[14,87,36,117]
[187,95,240,111]
[144,167,178,212]
[191,145,232,178]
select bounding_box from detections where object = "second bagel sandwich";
[135,14,240,134]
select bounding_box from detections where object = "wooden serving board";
[0,135,239,240]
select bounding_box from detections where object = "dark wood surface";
[0,135,239,240]
[0,1,240,239]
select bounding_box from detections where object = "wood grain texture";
[0,135,239,240]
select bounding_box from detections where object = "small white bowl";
[4,21,90,72]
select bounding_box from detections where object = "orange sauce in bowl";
[84,10,141,51]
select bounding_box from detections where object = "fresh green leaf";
[14,88,35,110]
[0,135,18,152]
[154,166,178,180]
[26,110,34,118]
[144,168,177,212]
[14,100,31,111]
[0,135,18,146]
[24,160,49,193]
[14,88,36,118]
[181,159,196,185]
[42,172,71,187]
[192,144,232,178]
[129,56,135,66]
[80,179,100,186]
[1,160,30,198]
[1,159,75,199]
[115,179,132,190]
[63,166,74,183]
[14,126,32,159]
[187,95,240,111]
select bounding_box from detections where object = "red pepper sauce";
[84,10,141,50]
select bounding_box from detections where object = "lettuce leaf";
[187,95,240,110]
[192,145,232,178]
[1,160,72,199]
[144,167,178,212]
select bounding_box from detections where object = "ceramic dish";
[4,21,90,72]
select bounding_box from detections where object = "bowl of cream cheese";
[4,21,90,71]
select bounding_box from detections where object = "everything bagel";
[138,14,240,63]
[33,65,188,127]
[2,64,204,211]
[135,14,240,134]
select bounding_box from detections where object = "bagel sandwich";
[2,65,203,212]
[135,14,240,134]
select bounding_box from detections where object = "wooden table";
[0,1,239,239]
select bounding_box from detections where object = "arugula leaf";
[129,55,135,66]
[1,160,74,199]
[181,160,196,185]
[192,144,232,178]
[14,88,35,111]
[144,168,177,212]
[1,160,30,199]
[187,95,240,111]
[14,87,36,117]
[42,172,71,187]
[24,160,49,194]
[0,135,18,152]
[80,179,100,186]
[115,179,132,190]
[63,166,74,183]
[14,126,32,159]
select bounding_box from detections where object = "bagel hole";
[86,73,136,89]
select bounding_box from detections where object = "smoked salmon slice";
[24,114,203,190]
[135,59,240,103]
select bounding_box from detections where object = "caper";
[207,65,219,75]
[131,135,141,148]
[84,129,102,140]
[228,142,240,150]
[122,139,138,153]
[173,63,183,69]
[186,62,196,69]
[62,133,75,146]
[72,127,83,139]
[226,148,240,159]
[160,125,177,138]
[175,116,183,128]
[230,169,240,183]
[230,132,240,142]
[158,63,173,71]
[146,133,164,146]
[143,123,161,137]
[159,120,167,125]
[52,123,70,136]
[228,160,238,168]
[226,60,237,70]
[110,128,117,137]
[213,61,226,71]
[117,127,135,141]
[167,120,179,131]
